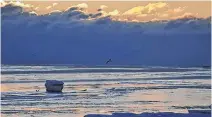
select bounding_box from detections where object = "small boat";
[45,80,64,92]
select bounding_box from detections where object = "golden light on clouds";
[1,1,211,22]
[123,2,168,15]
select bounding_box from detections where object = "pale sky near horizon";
[2,1,211,21]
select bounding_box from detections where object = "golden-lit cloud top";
[123,2,168,15]
[1,1,210,22]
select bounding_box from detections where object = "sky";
[1,1,211,21]
[1,1,211,66]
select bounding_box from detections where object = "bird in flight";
[106,59,112,64]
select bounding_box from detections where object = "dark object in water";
[45,80,64,92]
[81,89,87,91]
[106,59,112,64]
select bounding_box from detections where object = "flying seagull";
[106,59,112,64]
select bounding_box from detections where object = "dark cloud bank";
[1,4,211,67]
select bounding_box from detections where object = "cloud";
[100,5,108,9]
[57,3,91,20]
[94,16,112,24]
[171,12,197,20]
[166,7,186,15]
[46,2,58,10]
[173,7,185,13]
[1,3,37,20]
[123,6,143,15]
[96,5,119,17]
[122,2,190,21]
[52,3,58,7]
[91,12,104,18]
[46,6,52,10]
[65,3,88,13]
[34,7,39,10]
[158,13,169,18]
[0,1,7,7]
[9,1,34,8]
[76,3,88,9]
[164,15,211,32]
[123,2,168,15]
[1,1,37,17]
[131,19,139,22]
[108,9,119,16]
[150,18,160,22]
[137,14,148,17]
[2,1,207,23]
[1,2,211,66]
[29,11,38,15]
[98,5,108,11]
[50,10,62,14]
[0,1,34,9]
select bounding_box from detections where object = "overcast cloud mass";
[1,2,211,67]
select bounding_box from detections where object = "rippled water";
[1,65,211,117]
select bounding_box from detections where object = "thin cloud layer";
[1,2,211,66]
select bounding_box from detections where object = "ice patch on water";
[1,66,211,117]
